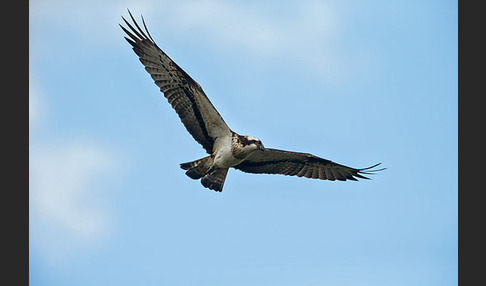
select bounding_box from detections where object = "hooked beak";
[258,145,266,151]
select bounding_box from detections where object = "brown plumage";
[234,149,382,181]
[120,12,229,154]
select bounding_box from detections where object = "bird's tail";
[180,156,213,179]
[180,157,228,192]
[201,168,229,192]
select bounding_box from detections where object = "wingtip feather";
[355,163,386,180]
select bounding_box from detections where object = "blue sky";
[29,0,457,285]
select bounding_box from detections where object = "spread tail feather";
[180,156,213,179]
[180,157,228,192]
[201,168,229,192]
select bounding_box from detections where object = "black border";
[458,1,476,285]
[6,0,29,284]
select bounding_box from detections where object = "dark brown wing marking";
[234,148,384,181]
[120,10,231,154]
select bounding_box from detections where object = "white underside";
[212,136,243,169]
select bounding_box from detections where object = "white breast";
[212,136,242,168]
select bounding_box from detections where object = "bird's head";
[241,135,266,152]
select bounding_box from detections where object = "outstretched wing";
[120,10,231,154]
[234,148,384,181]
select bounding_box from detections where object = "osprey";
[120,11,384,192]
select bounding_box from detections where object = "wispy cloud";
[30,0,365,84]
[29,78,122,265]
[30,142,116,238]
[30,141,120,264]
[163,1,339,57]
[160,0,348,82]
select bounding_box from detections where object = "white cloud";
[145,0,348,82]
[30,0,361,84]
[29,141,119,263]
[29,73,122,264]
[29,141,121,262]
[30,143,115,239]
[169,0,338,54]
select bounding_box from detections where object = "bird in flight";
[120,10,384,192]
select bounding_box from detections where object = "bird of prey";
[120,11,384,192]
